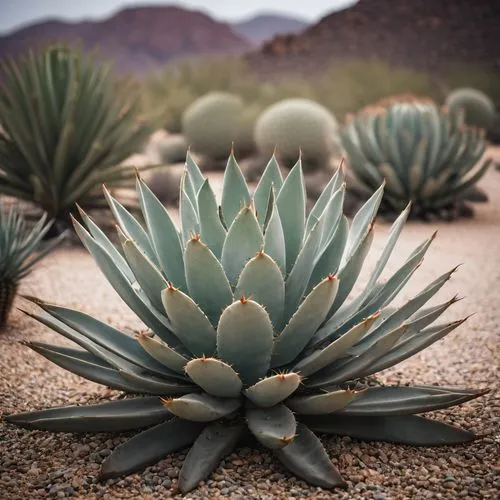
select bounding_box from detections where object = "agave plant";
[0,45,155,230]
[0,203,64,326]
[7,152,486,492]
[341,100,493,219]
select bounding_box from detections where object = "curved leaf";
[100,419,204,479]
[246,404,297,449]
[253,154,283,226]
[136,333,188,374]
[217,299,274,385]
[263,194,286,275]
[244,373,301,407]
[184,357,243,398]
[287,389,359,415]
[197,179,226,258]
[221,152,250,226]
[162,393,241,422]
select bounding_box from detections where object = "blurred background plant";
[0,45,157,235]
[0,202,65,326]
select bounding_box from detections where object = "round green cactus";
[445,87,495,131]
[255,98,341,171]
[149,134,188,165]
[182,92,251,160]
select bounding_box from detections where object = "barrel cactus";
[0,204,64,326]
[255,98,341,171]
[445,88,496,131]
[146,134,188,165]
[7,152,485,492]
[341,100,492,219]
[182,92,255,161]
[0,45,154,230]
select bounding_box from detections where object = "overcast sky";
[1,0,357,34]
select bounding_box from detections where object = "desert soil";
[1,151,499,499]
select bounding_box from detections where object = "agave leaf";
[246,404,297,450]
[234,252,285,330]
[294,312,380,377]
[122,238,168,311]
[317,186,346,249]
[72,217,178,345]
[276,160,306,273]
[305,323,406,388]
[336,386,487,416]
[217,299,274,385]
[197,179,226,259]
[161,286,217,357]
[136,333,188,374]
[103,187,157,265]
[179,422,245,494]
[31,300,182,378]
[274,424,346,488]
[287,389,359,415]
[272,276,339,367]
[185,150,205,192]
[184,358,243,398]
[100,419,205,479]
[244,373,301,407]
[184,238,233,326]
[221,152,251,226]
[179,172,200,244]
[303,414,478,445]
[162,393,241,422]
[263,194,286,275]
[253,154,283,226]
[221,206,264,285]
[137,177,187,290]
[5,397,170,432]
[183,165,199,210]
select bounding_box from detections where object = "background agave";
[0,203,64,326]
[341,100,493,219]
[0,45,155,231]
[7,153,486,492]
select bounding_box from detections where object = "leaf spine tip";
[190,232,201,242]
[239,296,249,304]
[326,273,337,281]
[160,397,173,406]
[280,435,295,445]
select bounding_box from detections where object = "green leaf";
[221,206,264,285]
[179,171,199,244]
[217,299,274,385]
[100,419,204,479]
[246,404,297,449]
[161,286,217,357]
[197,179,226,259]
[272,276,339,367]
[185,150,205,192]
[274,424,346,488]
[276,160,306,273]
[337,385,487,416]
[136,333,188,374]
[184,357,243,398]
[303,414,478,446]
[263,195,286,275]
[293,312,380,377]
[221,152,250,226]
[287,389,359,415]
[5,397,170,433]
[162,393,241,422]
[122,238,168,312]
[137,176,187,290]
[244,373,301,407]
[253,154,283,226]
[179,422,245,494]
[184,238,233,326]
[234,251,285,330]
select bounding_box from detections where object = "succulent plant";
[182,92,256,161]
[255,98,341,171]
[0,203,64,326]
[7,152,486,492]
[341,100,493,219]
[445,88,496,131]
[0,45,155,230]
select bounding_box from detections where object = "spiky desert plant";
[341,100,492,219]
[445,88,496,131]
[7,152,486,492]
[182,92,255,161]
[255,98,341,171]
[0,203,64,326]
[0,45,155,229]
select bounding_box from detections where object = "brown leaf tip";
[167,282,177,292]
[280,435,295,445]
[326,273,338,281]
[239,296,249,304]
[190,233,201,242]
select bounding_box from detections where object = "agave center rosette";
[8,152,486,493]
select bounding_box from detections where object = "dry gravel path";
[1,156,499,499]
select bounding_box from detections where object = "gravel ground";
[1,152,499,499]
